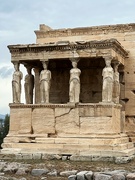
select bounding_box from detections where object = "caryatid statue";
[24,66,34,104]
[113,63,120,104]
[40,61,51,103]
[69,59,81,103]
[12,62,23,103]
[102,57,114,103]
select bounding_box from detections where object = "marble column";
[102,57,114,103]
[34,68,40,104]
[69,58,81,103]
[12,62,23,103]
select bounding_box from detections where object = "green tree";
[3,114,10,138]
[0,114,10,148]
[0,118,4,147]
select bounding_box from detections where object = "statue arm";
[39,72,42,82]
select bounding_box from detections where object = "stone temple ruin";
[2,23,135,159]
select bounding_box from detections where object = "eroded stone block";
[80,117,112,134]
[55,108,79,134]
[32,108,55,134]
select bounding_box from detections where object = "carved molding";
[35,23,134,38]
[9,103,121,109]
[9,103,76,108]
[8,39,128,62]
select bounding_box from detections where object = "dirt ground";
[3,158,135,180]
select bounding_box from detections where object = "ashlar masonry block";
[32,108,55,134]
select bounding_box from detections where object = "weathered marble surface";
[40,61,51,103]
[24,67,34,104]
[12,62,23,103]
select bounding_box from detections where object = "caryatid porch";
[2,39,135,158]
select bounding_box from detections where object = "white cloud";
[0,76,11,114]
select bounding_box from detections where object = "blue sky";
[0,0,135,114]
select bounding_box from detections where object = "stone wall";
[8,104,122,137]
[35,23,135,138]
[35,23,135,117]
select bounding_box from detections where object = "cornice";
[78,103,122,109]
[9,103,121,109]
[9,103,75,108]
[35,23,135,38]
[8,39,128,58]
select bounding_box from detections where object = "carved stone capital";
[69,58,80,63]
[104,56,113,64]
[40,59,49,62]
[12,61,20,68]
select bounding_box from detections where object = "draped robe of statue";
[24,68,34,104]
[69,62,81,103]
[113,66,120,103]
[12,63,23,103]
[102,62,114,103]
[40,62,51,103]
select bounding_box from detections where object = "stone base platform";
[2,103,135,158]
[2,134,135,157]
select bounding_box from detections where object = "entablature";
[8,39,128,65]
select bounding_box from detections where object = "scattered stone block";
[68,175,76,180]
[94,173,113,180]
[31,168,49,176]
[76,171,88,180]
[127,173,135,180]
[15,168,27,175]
[85,171,93,180]
[112,174,125,180]
[60,170,78,177]
[47,169,57,176]
[41,177,47,180]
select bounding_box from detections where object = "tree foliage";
[0,114,10,148]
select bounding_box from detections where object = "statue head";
[114,63,119,72]
[42,61,48,70]
[105,58,111,67]
[72,61,77,68]
[14,62,19,71]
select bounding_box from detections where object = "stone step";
[35,137,129,145]
[2,142,134,156]
[1,146,135,158]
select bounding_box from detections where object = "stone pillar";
[113,62,120,104]
[12,62,23,103]
[24,65,34,104]
[102,57,114,103]
[69,58,81,103]
[34,68,40,104]
[40,61,51,103]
